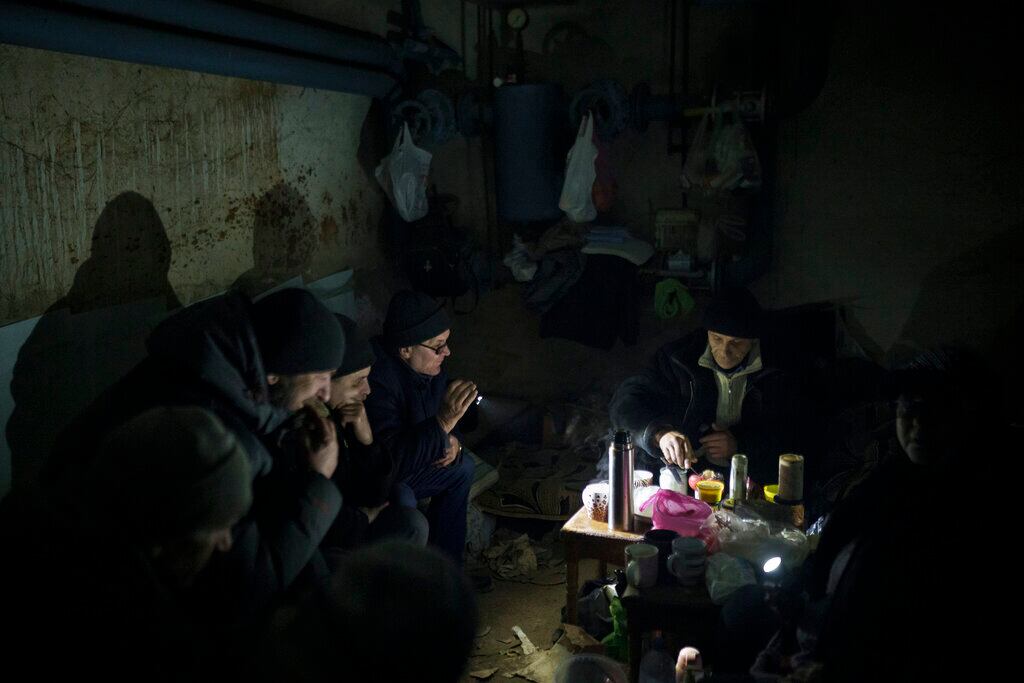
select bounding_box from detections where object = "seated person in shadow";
[43,288,346,626]
[364,291,478,566]
[690,348,986,681]
[248,541,477,683]
[316,314,429,563]
[610,288,805,486]
[0,406,251,681]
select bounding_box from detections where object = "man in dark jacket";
[318,314,428,558]
[43,288,346,622]
[365,291,478,563]
[610,288,804,485]
[1,405,252,681]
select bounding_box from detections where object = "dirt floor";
[447,279,704,681]
[460,516,608,683]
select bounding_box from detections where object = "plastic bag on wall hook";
[558,112,598,223]
[375,123,432,222]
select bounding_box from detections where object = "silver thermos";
[608,430,635,532]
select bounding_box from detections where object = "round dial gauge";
[507,8,529,31]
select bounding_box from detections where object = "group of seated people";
[0,282,987,681]
[0,287,481,682]
[608,288,986,682]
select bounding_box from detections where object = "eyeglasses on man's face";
[418,340,449,355]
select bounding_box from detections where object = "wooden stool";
[559,507,648,624]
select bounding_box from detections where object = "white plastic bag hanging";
[681,109,761,194]
[375,123,432,222]
[558,113,598,223]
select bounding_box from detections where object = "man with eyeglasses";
[364,290,478,567]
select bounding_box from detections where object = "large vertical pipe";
[493,84,565,224]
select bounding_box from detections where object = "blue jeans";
[394,452,475,564]
[367,498,429,547]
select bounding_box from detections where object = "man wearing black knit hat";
[364,291,478,565]
[610,288,803,485]
[317,314,428,557]
[42,288,346,624]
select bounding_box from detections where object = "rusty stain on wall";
[1,44,386,325]
[0,46,285,323]
[320,215,339,244]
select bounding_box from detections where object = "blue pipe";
[63,0,404,77]
[0,2,401,99]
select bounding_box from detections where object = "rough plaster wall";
[755,4,1024,358]
[0,43,382,325]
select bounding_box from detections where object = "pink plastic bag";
[640,489,713,538]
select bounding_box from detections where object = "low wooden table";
[559,507,649,624]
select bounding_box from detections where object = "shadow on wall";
[6,191,181,490]
[231,181,317,298]
[894,224,1024,421]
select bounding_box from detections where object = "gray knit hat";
[382,290,450,348]
[92,406,252,542]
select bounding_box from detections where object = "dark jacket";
[364,337,450,480]
[0,488,204,682]
[320,417,395,549]
[609,329,805,484]
[43,293,342,621]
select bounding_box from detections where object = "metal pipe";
[63,0,403,76]
[0,2,401,99]
[669,0,677,95]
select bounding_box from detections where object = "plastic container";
[696,480,724,505]
[659,466,687,494]
[654,208,699,252]
[729,454,748,502]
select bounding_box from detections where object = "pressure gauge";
[507,8,529,31]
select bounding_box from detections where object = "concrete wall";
[0,42,383,324]
[0,2,406,494]
[755,3,1024,362]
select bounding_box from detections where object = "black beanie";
[702,288,762,339]
[334,314,376,377]
[252,288,345,374]
[382,290,451,348]
[92,406,252,542]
